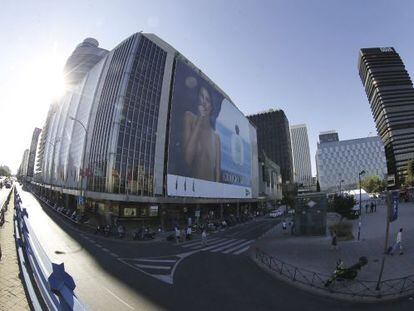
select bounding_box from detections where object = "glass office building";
[33,33,259,220]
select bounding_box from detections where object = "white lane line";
[134,259,176,263]
[189,238,229,250]
[181,237,220,248]
[223,240,255,254]
[233,245,251,255]
[210,239,246,252]
[199,239,237,251]
[103,286,135,310]
[134,264,171,270]
[95,244,102,248]
[102,248,110,252]
[110,253,119,257]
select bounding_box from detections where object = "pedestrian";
[331,231,338,250]
[175,226,180,244]
[180,228,186,242]
[390,228,403,255]
[201,229,207,246]
[374,202,377,212]
[358,221,362,241]
[365,203,369,213]
[282,220,287,232]
[370,202,374,213]
[186,226,192,240]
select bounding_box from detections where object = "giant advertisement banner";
[167,60,253,198]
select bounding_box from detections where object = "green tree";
[0,165,11,176]
[332,194,356,221]
[360,175,386,193]
[405,159,414,186]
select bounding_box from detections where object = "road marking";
[233,245,251,255]
[199,239,237,251]
[102,248,110,252]
[134,264,171,270]
[103,286,135,310]
[222,240,255,254]
[110,253,119,257]
[181,237,220,248]
[95,244,102,248]
[210,239,246,252]
[134,259,177,263]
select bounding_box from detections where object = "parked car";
[269,208,284,218]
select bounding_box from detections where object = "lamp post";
[69,116,88,202]
[339,179,344,196]
[359,170,366,215]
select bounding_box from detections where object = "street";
[17,186,414,311]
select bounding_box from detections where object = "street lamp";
[339,179,344,196]
[69,116,88,201]
[359,170,366,215]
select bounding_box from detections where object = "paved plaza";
[255,200,414,285]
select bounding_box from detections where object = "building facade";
[316,136,387,192]
[290,124,312,186]
[27,128,42,178]
[359,47,414,186]
[18,149,30,177]
[319,130,339,144]
[32,33,259,225]
[258,151,283,208]
[248,109,293,184]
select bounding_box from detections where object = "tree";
[316,180,321,192]
[332,194,356,221]
[360,175,386,193]
[405,159,414,186]
[0,165,11,176]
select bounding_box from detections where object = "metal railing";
[254,248,414,299]
[0,188,12,225]
[14,187,87,310]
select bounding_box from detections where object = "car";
[269,208,284,218]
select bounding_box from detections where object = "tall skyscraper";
[359,47,414,186]
[248,109,294,184]
[319,130,339,144]
[290,124,312,186]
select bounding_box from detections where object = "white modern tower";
[290,124,312,186]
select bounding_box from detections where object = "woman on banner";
[183,84,221,182]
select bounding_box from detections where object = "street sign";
[389,191,399,222]
[77,196,85,205]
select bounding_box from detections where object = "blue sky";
[1,0,414,174]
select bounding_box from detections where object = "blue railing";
[14,187,87,310]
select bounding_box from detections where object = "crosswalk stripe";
[222,240,255,254]
[199,239,237,251]
[189,238,230,250]
[135,259,176,263]
[233,245,251,255]
[134,264,171,270]
[181,237,220,248]
[210,239,246,252]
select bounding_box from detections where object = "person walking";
[390,228,404,255]
[282,220,287,233]
[201,229,207,246]
[186,226,192,240]
[365,203,369,214]
[175,226,180,244]
[331,231,338,250]
[180,228,186,243]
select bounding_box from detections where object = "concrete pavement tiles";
[253,202,414,299]
[0,194,30,310]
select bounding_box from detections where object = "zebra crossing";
[177,237,255,255]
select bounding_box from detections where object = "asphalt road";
[16,186,414,311]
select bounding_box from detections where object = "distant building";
[290,124,312,186]
[248,109,294,184]
[359,47,414,187]
[319,130,339,144]
[18,149,30,177]
[27,128,42,178]
[258,151,283,207]
[316,136,387,191]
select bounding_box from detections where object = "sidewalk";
[252,202,414,300]
[0,192,30,310]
